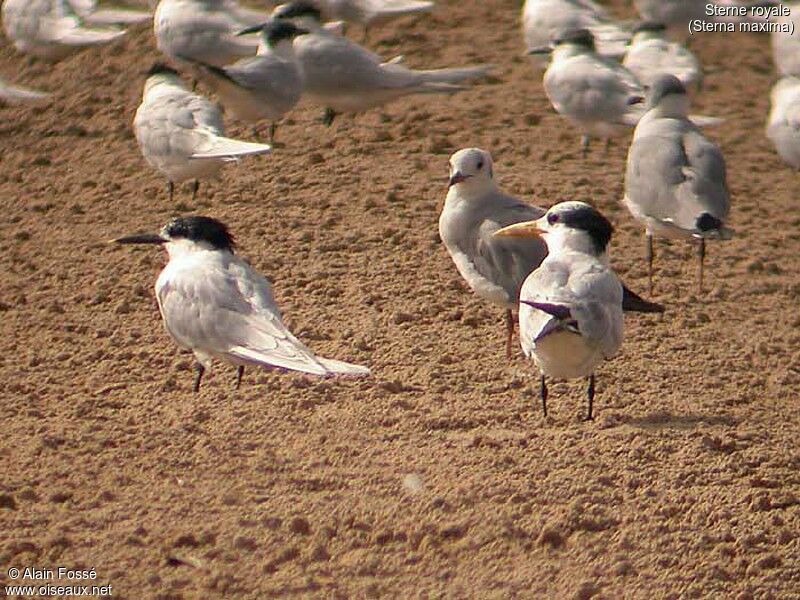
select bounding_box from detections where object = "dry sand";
[1,1,799,598]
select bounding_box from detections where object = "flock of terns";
[2,0,799,419]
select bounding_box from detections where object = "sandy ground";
[1,1,800,598]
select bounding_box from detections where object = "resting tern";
[530,28,645,156]
[133,63,272,202]
[772,4,800,77]
[441,148,662,358]
[272,0,489,125]
[113,216,371,390]
[766,76,800,170]
[2,0,126,62]
[154,0,266,67]
[67,0,152,26]
[522,0,630,62]
[624,75,732,293]
[494,202,623,421]
[622,22,703,90]
[188,20,306,143]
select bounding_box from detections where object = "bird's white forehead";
[548,200,592,214]
[449,147,491,169]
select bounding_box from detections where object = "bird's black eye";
[547,213,560,225]
[476,160,483,170]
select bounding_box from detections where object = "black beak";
[627,95,645,105]
[237,22,267,36]
[448,172,470,188]
[527,46,553,55]
[294,27,310,36]
[112,233,166,245]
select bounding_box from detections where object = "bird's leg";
[646,232,654,295]
[505,309,515,359]
[168,180,174,203]
[581,134,590,158]
[269,122,277,144]
[540,375,548,417]
[604,138,612,153]
[235,366,244,390]
[697,237,706,293]
[585,374,595,421]
[361,26,370,44]
[252,125,260,139]
[191,179,200,202]
[322,107,337,127]
[193,362,205,393]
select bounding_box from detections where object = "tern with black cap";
[623,21,703,91]
[133,63,272,203]
[530,28,645,156]
[624,74,733,293]
[113,216,371,391]
[494,202,624,421]
[186,20,307,143]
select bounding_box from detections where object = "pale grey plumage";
[0,76,49,104]
[766,76,800,170]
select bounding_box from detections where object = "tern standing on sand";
[114,216,371,391]
[624,75,732,293]
[133,64,272,202]
[494,202,623,421]
[272,0,488,125]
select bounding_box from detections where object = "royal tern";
[530,28,645,156]
[624,74,732,293]
[113,215,371,390]
[623,21,703,90]
[766,76,800,170]
[494,201,623,421]
[187,20,306,143]
[133,63,272,202]
[272,0,488,125]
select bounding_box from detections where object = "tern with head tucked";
[188,20,306,143]
[154,0,266,67]
[441,148,662,358]
[114,216,371,391]
[494,202,623,421]
[624,74,732,294]
[522,0,630,62]
[272,0,489,125]
[133,63,272,202]
[623,21,702,91]
[766,76,800,170]
[531,28,645,156]
[2,0,126,62]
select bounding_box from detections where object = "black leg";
[322,107,337,127]
[252,125,260,139]
[646,232,654,295]
[540,375,548,417]
[585,374,595,421]
[581,134,590,159]
[235,366,244,390]
[269,122,276,144]
[604,138,612,153]
[697,238,706,293]
[505,309,514,359]
[191,180,200,202]
[168,180,174,203]
[193,362,205,393]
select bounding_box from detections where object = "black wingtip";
[621,285,665,314]
[521,301,573,321]
[146,62,180,78]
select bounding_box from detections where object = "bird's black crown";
[648,74,686,105]
[554,28,595,50]
[558,204,613,253]
[264,20,308,45]
[162,216,236,252]
[633,21,667,34]
[273,0,321,21]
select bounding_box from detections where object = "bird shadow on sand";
[615,410,740,431]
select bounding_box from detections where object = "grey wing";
[224,58,303,108]
[157,10,257,65]
[156,260,358,376]
[568,262,623,358]
[297,33,405,93]
[472,199,548,303]
[627,121,729,231]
